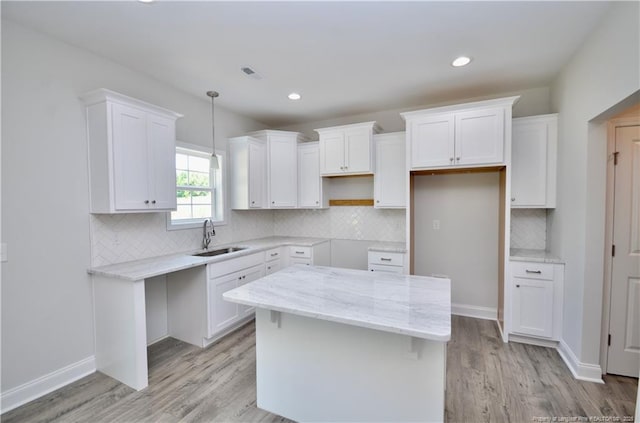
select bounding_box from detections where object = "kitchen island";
[224,265,451,422]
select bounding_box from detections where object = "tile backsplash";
[273,207,406,242]
[510,209,547,250]
[90,210,274,266]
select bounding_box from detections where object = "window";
[168,143,225,229]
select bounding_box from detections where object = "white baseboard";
[451,303,497,321]
[557,340,604,383]
[509,333,559,348]
[1,356,96,414]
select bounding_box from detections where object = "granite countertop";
[509,248,563,264]
[224,265,451,342]
[88,236,330,281]
[368,242,407,253]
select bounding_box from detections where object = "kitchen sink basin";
[192,247,247,257]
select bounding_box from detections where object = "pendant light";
[206,90,220,170]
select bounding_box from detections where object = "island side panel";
[93,275,148,390]
[255,308,446,422]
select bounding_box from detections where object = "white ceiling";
[3,1,612,127]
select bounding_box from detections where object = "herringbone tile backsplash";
[510,209,547,249]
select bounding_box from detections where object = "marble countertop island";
[224,265,451,341]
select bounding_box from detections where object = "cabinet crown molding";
[80,88,183,119]
[400,96,520,121]
[314,121,381,134]
[512,113,558,123]
[247,129,309,142]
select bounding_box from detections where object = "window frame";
[166,141,227,231]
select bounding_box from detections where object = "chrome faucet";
[203,219,216,250]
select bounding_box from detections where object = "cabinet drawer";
[265,259,282,275]
[511,261,553,280]
[290,257,312,266]
[290,246,311,259]
[368,251,404,267]
[368,264,404,274]
[265,247,282,262]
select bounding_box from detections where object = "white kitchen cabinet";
[511,114,558,208]
[367,250,407,274]
[316,122,380,176]
[249,130,306,208]
[265,247,283,275]
[81,88,183,213]
[229,136,267,210]
[283,241,331,268]
[374,132,406,208]
[401,97,518,171]
[298,142,329,208]
[509,261,563,341]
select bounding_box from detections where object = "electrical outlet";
[1,243,7,262]
[432,220,440,230]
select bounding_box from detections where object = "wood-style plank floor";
[3,316,637,422]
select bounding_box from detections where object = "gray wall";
[0,19,266,393]
[549,1,639,367]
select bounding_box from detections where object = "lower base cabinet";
[509,260,564,341]
[367,251,407,274]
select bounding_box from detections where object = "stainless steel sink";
[192,247,247,257]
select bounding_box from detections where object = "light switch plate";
[432,220,440,230]
[1,243,7,262]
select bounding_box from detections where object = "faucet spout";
[203,219,216,250]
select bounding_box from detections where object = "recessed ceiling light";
[138,0,154,3]
[288,92,301,101]
[452,56,472,67]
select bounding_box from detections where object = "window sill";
[165,215,227,231]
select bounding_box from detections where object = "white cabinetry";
[207,253,265,338]
[401,97,518,170]
[250,130,306,208]
[374,132,406,208]
[368,251,407,274]
[81,88,183,213]
[284,242,331,268]
[316,122,380,176]
[265,247,283,275]
[298,142,329,208]
[511,114,558,208]
[509,261,563,341]
[229,136,266,210]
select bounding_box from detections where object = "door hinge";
[612,244,616,257]
[608,334,611,346]
[613,151,619,165]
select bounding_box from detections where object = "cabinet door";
[111,103,150,210]
[409,114,455,169]
[455,108,504,166]
[268,136,297,208]
[238,265,265,317]
[298,145,322,208]
[209,272,239,336]
[265,259,282,275]
[511,277,553,338]
[374,135,406,208]
[320,131,345,174]
[344,127,371,173]
[146,113,177,210]
[511,121,548,207]
[249,142,265,208]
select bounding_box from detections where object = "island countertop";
[223,265,451,342]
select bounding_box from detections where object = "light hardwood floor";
[3,316,637,422]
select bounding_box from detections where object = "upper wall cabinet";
[229,136,267,210]
[374,132,406,208]
[401,97,519,171]
[249,130,306,208]
[511,114,558,208]
[315,121,381,176]
[81,89,183,214]
[298,142,329,208]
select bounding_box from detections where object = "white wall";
[549,1,639,368]
[280,86,552,138]
[413,173,500,312]
[0,19,266,396]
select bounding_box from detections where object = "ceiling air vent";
[241,66,262,80]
